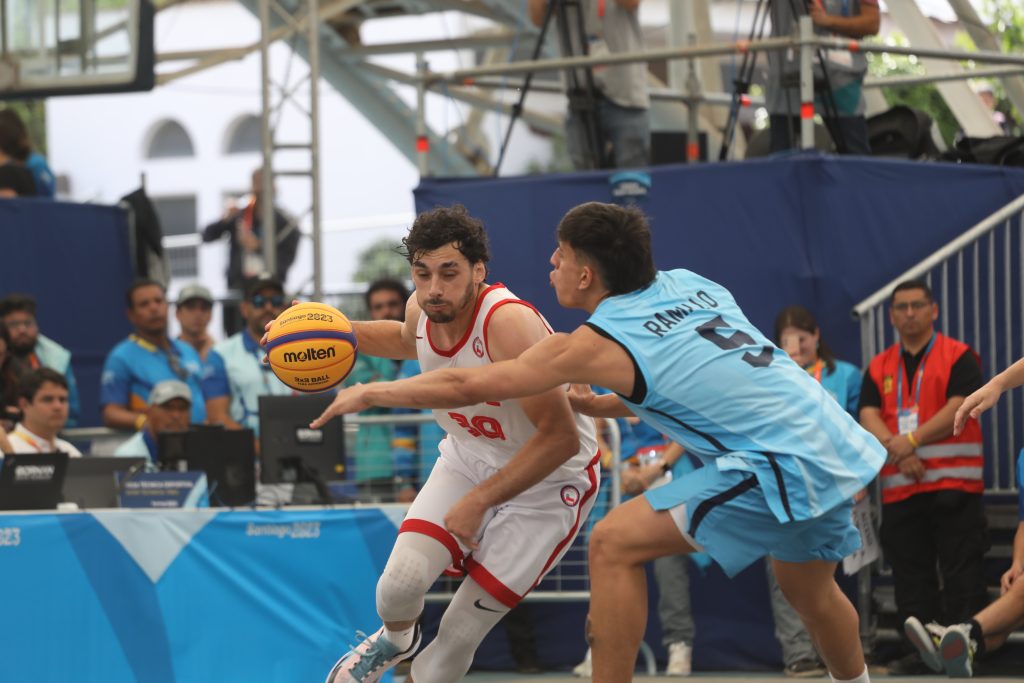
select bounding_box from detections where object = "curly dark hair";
[401,204,490,268]
[556,202,656,295]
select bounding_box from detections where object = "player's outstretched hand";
[444,493,486,551]
[567,384,597,414]
[259,298,304,349]
[310,383,374,428]
[954,381,1002,436]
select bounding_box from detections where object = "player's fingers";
[309,405,338,429]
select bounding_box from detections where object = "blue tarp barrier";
[0,199,134,426]
[416,154,1024,366]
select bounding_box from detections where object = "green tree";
[353,238,409,283]
[868,34,959,146]
[868,0,1024,147]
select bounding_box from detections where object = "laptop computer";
[0,453,70,511]
[62,456,148,509]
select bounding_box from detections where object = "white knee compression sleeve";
[411,578,510,683]
[376,531,453,623]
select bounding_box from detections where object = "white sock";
[383,624,416,651]
[830,666,869,683]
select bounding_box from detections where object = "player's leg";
[771,558,866,681]
[410,577,510,683]
[326,459,477,683]
[588,495,694,683]
[937,571,1024,677]
[325,531,454,683]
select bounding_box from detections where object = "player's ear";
[473,260,486,284]
[578,264,595,291]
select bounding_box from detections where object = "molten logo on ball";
[282,346,336,364]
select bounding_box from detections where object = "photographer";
[767,0,880,154]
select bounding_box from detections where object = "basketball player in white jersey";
[322,205,600,683]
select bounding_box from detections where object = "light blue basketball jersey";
[587,269,885,523]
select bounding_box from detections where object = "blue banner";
[0,507,401,683]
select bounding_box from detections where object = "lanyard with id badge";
[896,336,935,435]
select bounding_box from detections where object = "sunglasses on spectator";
[370,300,403,311]
[252,294,285,308]
[891,300,931,313]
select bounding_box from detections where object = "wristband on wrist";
[134,413,148,431]
[906,431,920,448]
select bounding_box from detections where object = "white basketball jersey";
[416,283,599,477]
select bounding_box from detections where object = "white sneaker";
[325,624,421,683]
[666,641,692,676]
[904,616,944,673]
[939,623,977,678]
[572,648,592,678]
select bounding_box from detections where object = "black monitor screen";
[63,456,148,509]
[259,395,345,485]
[0,453,70,510]
[157,428,256,507]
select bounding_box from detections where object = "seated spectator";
[0,320,22,431]
[0,108,55,198]
[906,465,1022,677]
[175,283,216,361]
[7,368,81,456]
[0,108,38,198]
[100,279,228,431]
[208,275,293,433]
[0,293,81,427]
[114,379,192,464]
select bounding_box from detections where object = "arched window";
[145,120,195,159]
[225,114,262,154]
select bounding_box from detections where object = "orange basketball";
[265,302,358,393]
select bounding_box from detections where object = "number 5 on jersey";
[449,412,506,440]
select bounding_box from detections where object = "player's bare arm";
[311,324,634,427]
[347,295,420,360]
[444,304,583,548]
[955,356,1024,435]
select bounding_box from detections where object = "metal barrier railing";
[852,192,1024,494]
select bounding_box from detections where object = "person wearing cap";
[207,275,293,434]
[175,283,216,362]
[7,368,81,457]
[100,279,230,431]
[0,292,81,427]
[114,379,192,463]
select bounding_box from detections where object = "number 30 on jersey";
[448,412,506,440]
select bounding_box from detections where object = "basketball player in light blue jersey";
[314,202,886,683]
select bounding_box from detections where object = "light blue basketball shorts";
[645,464,861,577]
